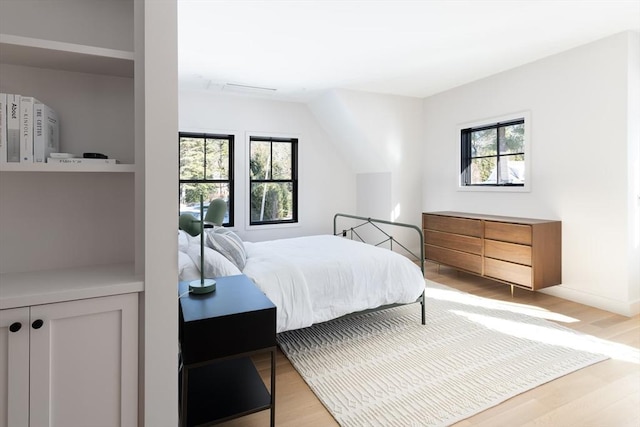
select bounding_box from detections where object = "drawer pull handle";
[9,322,22,333]
[32,319,44,329]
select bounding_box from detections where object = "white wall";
[627,32,640,306]
[308,89,424,227]
[356,172,392,220]
[422,31,640,316]
[140,0,179,425]
[179,90,355,242]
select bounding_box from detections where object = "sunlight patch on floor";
[426,284,579,323]
[450,309,640,364]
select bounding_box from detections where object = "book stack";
[0,93,60,164]
[48,157,118,165]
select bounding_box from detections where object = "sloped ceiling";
[308,89,422,173]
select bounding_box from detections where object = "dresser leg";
[510,285,514,297]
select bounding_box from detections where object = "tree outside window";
[249,136,298,225]
[179,133,233,226]
[461,119,525,187]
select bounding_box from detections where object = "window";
[249,136,298,225]
[179,132,233,226]
[460,115,528,188]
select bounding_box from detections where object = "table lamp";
[179,197,227,294]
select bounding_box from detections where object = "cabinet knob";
[9,322,22,333]
[32,319,44,329]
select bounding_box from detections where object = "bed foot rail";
[334,213,427,326]
[333,213,424,276]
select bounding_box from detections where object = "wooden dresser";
[423,212,561,290]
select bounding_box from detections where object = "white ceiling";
[178,0,640,101]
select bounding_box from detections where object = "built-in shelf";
[0,33,134,77]
[0,163,136,173]
[0,263,143,310]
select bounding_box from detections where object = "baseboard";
[541,286,640,317]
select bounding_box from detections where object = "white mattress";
[241,235,425,332]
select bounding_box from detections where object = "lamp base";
[189,279,216,294]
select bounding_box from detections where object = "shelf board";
[0,263,144,310]
[184,357,272,427]
[0,33,134,77]
[0,162,136,173]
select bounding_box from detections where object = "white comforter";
[242,235,425,332]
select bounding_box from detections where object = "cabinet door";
[29,293,138,427]
[0,307,30,427]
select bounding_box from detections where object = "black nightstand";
[178,274,277,427]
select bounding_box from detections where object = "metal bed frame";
[333,213,426,325]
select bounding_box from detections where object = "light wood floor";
[219,262,640,426]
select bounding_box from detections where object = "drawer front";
[484,239,532,266]
[484,258,532,287]
[425,230,482,255]
[485,221,532,245]
[180,308,276,364]
[424,214,483,237]
[426,245,482,274]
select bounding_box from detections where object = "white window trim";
[457,111,531,193]
[244,131,302,230]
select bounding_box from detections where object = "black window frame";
[249,136,298,226]
[178,132,234,227]
[460,118,525,187]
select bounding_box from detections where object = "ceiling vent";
[222,83,277,95]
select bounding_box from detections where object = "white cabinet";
[1,1,179,424]
[0,4,142,420]
[0,293,138,427]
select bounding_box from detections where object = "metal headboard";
[333,213,424,275]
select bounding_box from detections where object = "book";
[0,93,6,164]
[33,102,59,163]
[47,157,119,165]
[6,94,20,162]
[20,96,38,163]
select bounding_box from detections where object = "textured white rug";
[277,282,610,427]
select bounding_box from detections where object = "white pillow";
[186,244,241,278]
[178,230,190,252]
[178,250,200,281]
[205,228,247,271]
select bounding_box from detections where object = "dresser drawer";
[424,215,482,237]
[425,230,482,255]
[426,245,482,274]
[484,239,532,266]
[484,258,532,288]
[485,221,532,245]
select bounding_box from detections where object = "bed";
[178,213,426,332]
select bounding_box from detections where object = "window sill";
[245,221,301,231]
[457,184,531,193]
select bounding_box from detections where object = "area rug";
[277,282,610,427]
